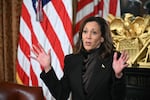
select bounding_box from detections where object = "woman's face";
[82,21,104,51]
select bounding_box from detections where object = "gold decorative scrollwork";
[108,13,150,68]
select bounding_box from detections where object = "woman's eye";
[83,30,87,33]
[92,31,97,34]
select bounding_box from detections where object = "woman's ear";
[101,37,104,43]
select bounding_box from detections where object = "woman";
[31,16,129,100]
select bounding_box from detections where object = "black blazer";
[40,52,125,100]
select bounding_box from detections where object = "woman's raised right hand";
[30,43,52,72]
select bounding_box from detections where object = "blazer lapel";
[87,58,109,96]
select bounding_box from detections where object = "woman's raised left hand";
[112,51,129,78]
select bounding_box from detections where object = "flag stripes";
[21,3,40,86]
[109,0,118,15]
[40,12,65,69]
[75,0,120,38]
[51,0,73,46]
[17,0,73,99]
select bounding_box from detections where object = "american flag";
[74,0,120,42]
[16,0,73,99]
[16,0,120,100]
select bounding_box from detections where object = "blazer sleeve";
[111,51,126,100]
[111,70,126,100]
[40,55,71,100]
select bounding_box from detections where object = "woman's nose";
[86,32,91,38]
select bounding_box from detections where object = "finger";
[123,51,129,61]
[113,52,117,61]
[123,63,129,68]
[121,51,128,61]
[48,49,51,56]
[124,54,129,62]
[30,55,38,61]
[31,48,38,57]
[38,43,46,53]
[121,50,125,57]
[33,44,41,54]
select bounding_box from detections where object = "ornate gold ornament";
[108,13,150,68]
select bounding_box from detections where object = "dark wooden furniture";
[124,68,150,100]
[0,82,45,100]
